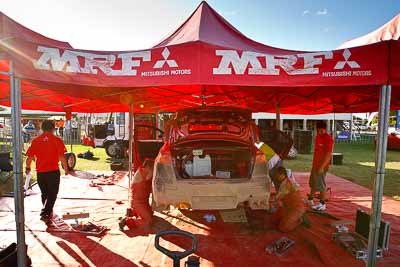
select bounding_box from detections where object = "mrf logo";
[212,48,371,77]
[33,46,191,77]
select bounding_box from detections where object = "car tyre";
[105,141,120,158]
[64,152,76,171]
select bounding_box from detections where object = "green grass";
[0,145,112,195]
[285,143,400,199]
[66,145,112,171]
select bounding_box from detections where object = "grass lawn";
[0,145,112,195]
[67,144,112,171]
[285,143,400,199]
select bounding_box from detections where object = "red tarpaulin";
[0,1,399,113]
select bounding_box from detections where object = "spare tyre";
[104,141,121,158]
[64,152,76,171]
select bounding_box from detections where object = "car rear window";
[171,111,250,140]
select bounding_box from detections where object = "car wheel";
[64,152,76,171]
[105,142,119,158]
[287,146,298,159]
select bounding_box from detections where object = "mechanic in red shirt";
[307,121,333,211]
[26,120,68,224]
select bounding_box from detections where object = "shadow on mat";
[50,231,138,267]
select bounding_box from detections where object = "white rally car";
[152,106,271,210]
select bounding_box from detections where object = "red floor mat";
[0,171,398,266]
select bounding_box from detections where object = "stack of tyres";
[294,130,312,154]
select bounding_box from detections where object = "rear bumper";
[152,178,270,210]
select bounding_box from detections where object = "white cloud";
[316,8,328,15]
[302,10,310,16]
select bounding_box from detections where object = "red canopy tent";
[0,1,399,113]
[339,14,400,49]
[0,2,398,266]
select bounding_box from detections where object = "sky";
[1,0,400,51]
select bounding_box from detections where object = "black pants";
[37,170,60,217]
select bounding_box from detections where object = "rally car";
[152,106,273,210]
[388,131,400,150]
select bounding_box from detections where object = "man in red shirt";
[26,120,68,224]
[307,121,333,211]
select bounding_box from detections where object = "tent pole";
[367,84,391,267]
[276,102,281,130]
[350,113,353,141]
[10,61,27,267]
[128,103,134,205]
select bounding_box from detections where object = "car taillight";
[255,151,267,163]
[158,153,172,165]
[252,151,268,178]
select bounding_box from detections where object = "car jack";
[155,229,200,267]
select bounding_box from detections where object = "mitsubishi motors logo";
[334,49,360,69]
[153,48,178,68]
[322,48,371,77]
[141,47,191,77]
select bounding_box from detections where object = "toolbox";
[332,209,391,260]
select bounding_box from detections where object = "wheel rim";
[107,143,118,157]
[68,155,75,167]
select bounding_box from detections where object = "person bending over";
[272,166,306,232]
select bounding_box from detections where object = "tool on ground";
[355,209,391,250]
[330,218,353,233]
[49,213,107,235]
[203,214,216,223]
[266,236,295,256]
[335,225,349,233]
[330,219,353,227]
[155,229,199,267]
[333,232,383,260]
[332,209,391,260]
[70,221,107,235]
